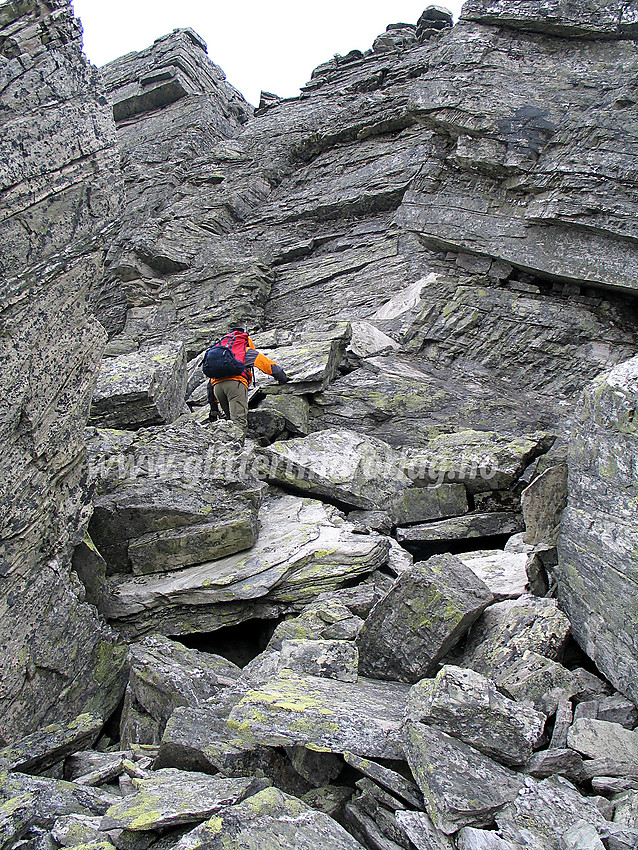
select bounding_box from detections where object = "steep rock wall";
[0,0,127,742]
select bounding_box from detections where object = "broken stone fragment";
[267,599,365,650]
[407,665,546,766]
[462,596,571,676]
[89,344,187,430]
[396,512,524,546]
[357,554,493,683]
[521,462,568,548]
[457,827,522,850]
[228,674,410,760]
[488,650,577,715]
[0,714,103,775]
[0,770,118,825]
[119,635,241,747]
[99,769,261,831]
[395,810,454,850]
[405,722,524,834]
[343,752,423,808]
[496,776,609,850]
[524,749,585,784]
[278,639,359,682]
[459,551,530,600]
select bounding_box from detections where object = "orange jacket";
[209,336,280,389]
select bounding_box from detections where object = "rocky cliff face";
[0,0,127,742]
[1,0,638,848]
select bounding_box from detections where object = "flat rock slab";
[460,0,636,38]
[396,512,524,545]
[495,651,578,715]
[0,794,37,850]
[262,326,351,394]
[228,673,410,760]
[343,752,423,808]
[103,494,389,638]
[496,776,609,850]
[100,769,258,831]
[0,770,118,824]
[460,551,530,600]
[457,827,522,850]
[525,749,585,784]
[407,665,546,767]
[174,786,365,850]
[521,463,568,548]
[462,597,571,676]
[567,719,638,765]
[405,722,524,834]
[0,714,102,774]
[89,344,187,429]
[403,430,554,494]
[357,554,493,683]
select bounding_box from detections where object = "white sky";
[71,1,464,106]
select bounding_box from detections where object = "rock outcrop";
[2,1,638,849]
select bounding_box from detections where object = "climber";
[203,325,289,438]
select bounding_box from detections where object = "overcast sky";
[71,1,464,106]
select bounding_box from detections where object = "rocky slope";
[1,0,637,849]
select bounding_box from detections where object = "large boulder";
[557,356,638,706]
[86,420,262,576]
[89,344,188,430]
[407,665,546,766]
[357,554,493,682]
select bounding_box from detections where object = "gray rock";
[407,665,546,766]
[173,786,365,850]
[86,420,262,577]
[268,599,365,650]
[261,324,351,394]
[51,814,104,847]
[614,792,638,828]
[457,827,522,850]
[493,651,577,715]
[0,771,118,826]
[525,749,585,784]
[560,821,606,850]
[302,785,353,819]
[0,794,36,850]
[99,769,260,831]
[89,345,187,430]
[597,695,638,729]
[64,752,132,783]
[557,357,638,706]
[403,430,554,494]
[462,597,571,677]
[550,698,574,749]
[396,512,524,546]
[343,752,423,808]
[119,635,241,746]
[405,722,524,834]
[103,494,388,639]
[278,640,359,682]
[522,463,568,548]
[0,715,102,775]
[395,811,454,850]
[254,394,310,436]
[567,719,638,764]
[357,555,493,683]
[228,674,410,760]
[496,776,609,850]
[460,551,530,600]
[460,0,636,38]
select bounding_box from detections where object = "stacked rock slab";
[0,0,127,742]
[557,356,638,706]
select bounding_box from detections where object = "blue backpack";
[201,331,249,379]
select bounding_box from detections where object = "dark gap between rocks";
[404,533,513,560]
[175,618,279,668]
